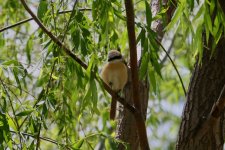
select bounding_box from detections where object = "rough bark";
[116,69,149,150]
[151,0,176,41]
[176,38,225,149]
[176,0,225,149]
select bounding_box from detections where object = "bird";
[101,50,128,120]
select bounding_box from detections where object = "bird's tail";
[110,96,117,120]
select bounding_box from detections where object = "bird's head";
[107,50,123,62]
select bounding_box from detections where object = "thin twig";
[155,39,187,96]
[10,130,71,149]
[160,36,176,65]
[0,9,91,33]
[36,123,42,150]
[79,121,94,150]
[124,0,150,149]
[2,80,36,99]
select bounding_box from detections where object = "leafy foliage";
[0,0,224,149]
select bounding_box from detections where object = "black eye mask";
[108,55,122,62]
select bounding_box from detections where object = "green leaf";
[36,100,45,106]
[204,9,212,33]
[0,35,5,49]
[192,5,204,23]
[16,109,34,117]
[137,28,145,44]
[188,0,194,10]
[37,0,48,21]
[195,26,203,61]
[145,1,152,27]
[6,115,17,131]
[139,52,149,80]
[26,36,33,64]
[73,139,84,149]
[86,54,96,78]
[149,64,157,93]
[83,84,92,111]
[209,0,215,15]
[13,68,22,95]
[90,79,99,114]
[71,27,81,50]
[205,25,210,45]
[92,0,98,20]
[1,60,18,66]
[3,130,12,150]
[0,111,9,132]
[113,7,126,21]
[165,6,183,31]
[214,26,223,44]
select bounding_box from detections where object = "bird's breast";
[105,61,128,91]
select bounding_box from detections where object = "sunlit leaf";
[26,36,33,64]
[16,109,34,117]
[73,139,84,149]
[90,79,99,114]
[139,52,149,80]
[145,1,152,27]
[13,68,22,95]
[6,115,17,131]
[165,6,183,31]
[37,0,48,21]
[149,64,157,93]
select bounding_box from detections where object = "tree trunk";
[176,0,225,149]
[116,69,149,150]
[176,38,225,149]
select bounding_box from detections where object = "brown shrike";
[101,50,128,120]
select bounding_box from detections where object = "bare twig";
[160,36,176,65]
[19,0,137,118]
[0,9,91,33]
[10,130,71,149]
[2,80,36,99]
[155,39,187,96]
[0,18,33,33]
[124,0,150,149]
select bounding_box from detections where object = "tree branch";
[0,18,32,33]
[19,0,137,118]
[160,36,176,65]
[124,0,150,149]
[10,130,71,148]
[155,39,187,96]
[0,9,91,33]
